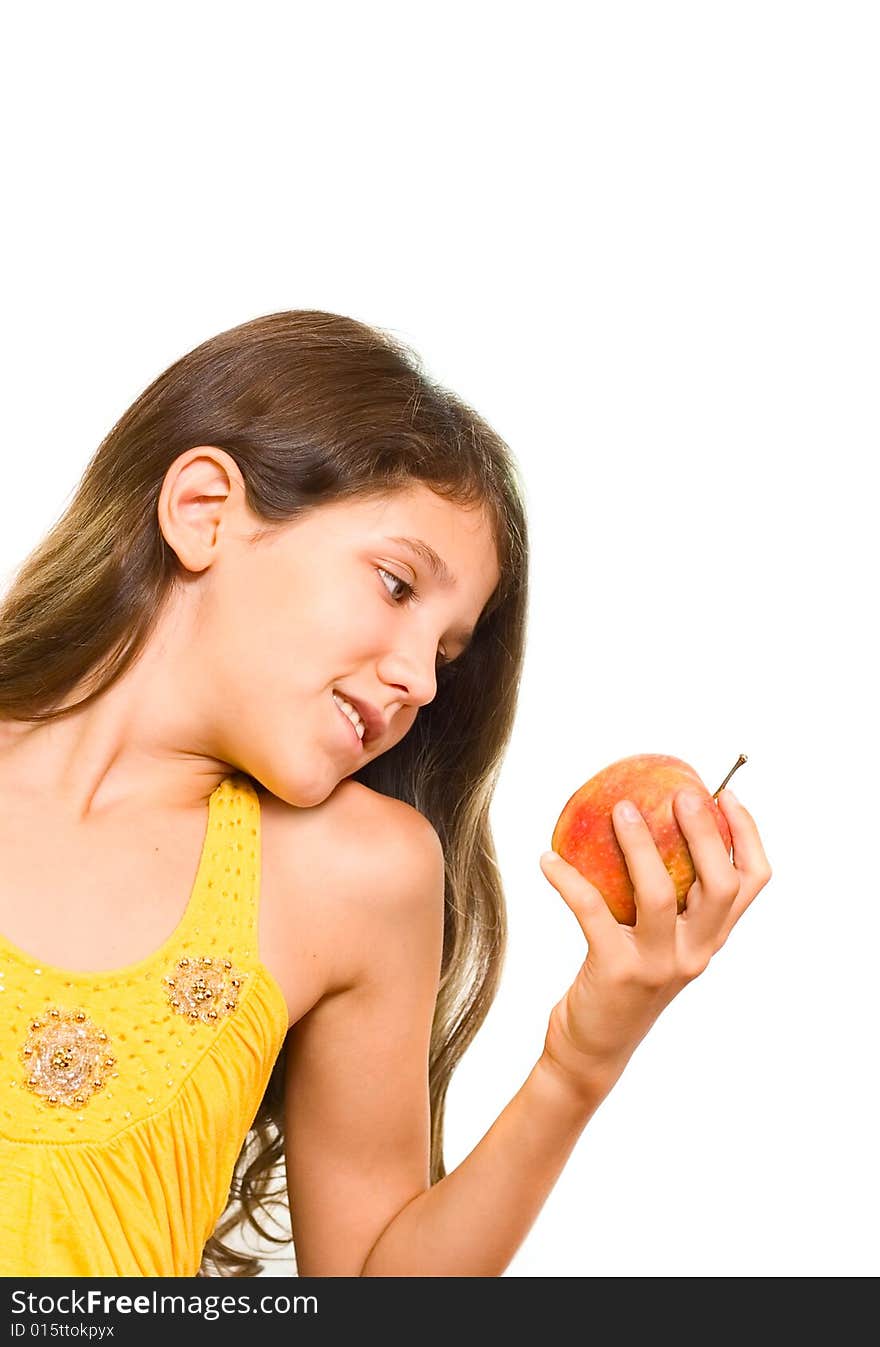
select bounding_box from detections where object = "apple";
[550,753,746,925]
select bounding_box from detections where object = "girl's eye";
[377,567,450,668]
[377,566,416,604]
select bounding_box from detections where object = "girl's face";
[196,479,502,807]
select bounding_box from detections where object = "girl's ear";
[157,448,243,571]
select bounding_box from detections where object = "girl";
[0,310,771,1277]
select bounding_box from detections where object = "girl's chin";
[255,760,345,811]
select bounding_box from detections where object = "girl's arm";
[360,1054,600,1276]
[360,788,771,1277]
[285,788,771,1277]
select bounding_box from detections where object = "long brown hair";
[0,310,529,1276]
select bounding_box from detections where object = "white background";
[2,2,876,1278]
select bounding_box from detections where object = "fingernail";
[723,788,739,804]
[541,850,560,864]
[680,790,702,813]
[616,800,640,822]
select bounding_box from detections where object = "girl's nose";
[377,652,438,708]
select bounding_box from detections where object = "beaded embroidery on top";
[17,954,247,1109]
[20,1008,117,1109]
[163,955,246,1024]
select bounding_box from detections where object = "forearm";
[359,1055,603,1277]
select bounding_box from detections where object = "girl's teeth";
[333,692,365,739]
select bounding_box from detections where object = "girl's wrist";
[534,1046,620,1118]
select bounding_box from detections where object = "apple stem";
[712,753,748,799]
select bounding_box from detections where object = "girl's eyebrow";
[385,535,475,652]
[386,535,456,588]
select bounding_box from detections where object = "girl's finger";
[540,850,621,948]
[670,789,741,947]
[610,800,679,946]
[716,788,773,925]
[718,790,772,880]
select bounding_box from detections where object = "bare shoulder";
[257,779,445,1008]
[317,778,440,850]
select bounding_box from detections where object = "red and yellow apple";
[550,753,744,925]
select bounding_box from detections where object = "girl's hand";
[538,788,772,1103]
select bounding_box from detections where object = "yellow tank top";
[0,773,290,1276]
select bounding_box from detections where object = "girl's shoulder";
[258,775,426,843]
[259,776,436,862]
[256,779,440,1009]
